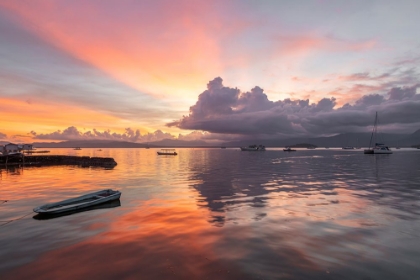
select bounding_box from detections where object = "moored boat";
[240,145,265,151]
[375,144,392,154]
[157,149,177,155]
[283,147,296,152]
[33,199,121,220]
[364,112,392,154]
[33,189,121,215]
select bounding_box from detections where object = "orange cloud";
[0,97,138,141]
[0,0,228,100]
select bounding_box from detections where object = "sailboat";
[364,112,392,154]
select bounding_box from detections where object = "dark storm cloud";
[387,84,417,100]
[355,94,384,107]
[168,78,420,137]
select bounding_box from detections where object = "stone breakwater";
[0,155,117,167]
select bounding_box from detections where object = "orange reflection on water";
[1,165,111,203]
[4,198,252,280]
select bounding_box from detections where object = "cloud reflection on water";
[1,148,420,279]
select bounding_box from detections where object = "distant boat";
[97,149,102,151]
[240,145,265,151]
[157,149,177,155]
[283,147,296,152]
[364,112,392,154]
[74,147,82,150]
[221,146,226,149]
[342,146,355,150]
[33,189,121,215]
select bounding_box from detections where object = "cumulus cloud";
[168,78,420,137]
[32,126,175,142]
[177,131,209,141]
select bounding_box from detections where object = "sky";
[0,0,419,143]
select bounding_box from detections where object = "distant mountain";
[147,138,211,147]
[3,129,419,148]
[403,129,420,147]
[222,130,420,148]
[32,139,214,148]
[33,140,149,148]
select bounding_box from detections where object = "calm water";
[1,148,420,279]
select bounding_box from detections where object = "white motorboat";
[240,145,266,151]
[283,147,296,152]
[33,189,121,215]
[364,143,393,154]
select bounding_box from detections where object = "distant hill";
[32,139,215,148]
[149,139,210,147]
[33,140,149,148]
[3,129,419,148]
[290,143,317,148]
[222,130,420,148]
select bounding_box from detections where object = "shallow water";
[1,148,420,279]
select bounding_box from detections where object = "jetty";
[0,155,117,168]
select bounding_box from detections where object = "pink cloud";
[272,34,377,58]
[32,126,176,142]
[0,0,248,99]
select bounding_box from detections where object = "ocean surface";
[1,148,419,279]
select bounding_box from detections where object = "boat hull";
[364,149,392,154]
[240,148,260,151]
[33,189,121,214]
[157,152,177,155]
[33,200,121,220]
[373,150,392,154]
[240,145,266,151]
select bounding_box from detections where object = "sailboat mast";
[368,112,377,149]
[373,111,378,146]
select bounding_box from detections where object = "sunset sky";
[1,0,419,143]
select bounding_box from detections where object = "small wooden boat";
[157,149,177,155]
[33,189,121,215]
[33,199,121,220]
